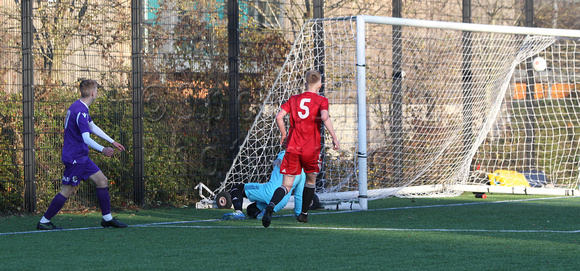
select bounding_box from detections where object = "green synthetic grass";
[1,193,579,270]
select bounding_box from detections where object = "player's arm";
[275,109,288,147]
[89,121,125,152]
[75,113,105,154]
[82,132,120,157]
[321,109,340,150]
[82,132,105,153]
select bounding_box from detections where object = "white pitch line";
[141,224,580,234]
[251,195,580,218]
[131,218,222,227]
[2,195,578,236]
[0,219,222,236]
[0,226,103,236]
[323,195,580,215]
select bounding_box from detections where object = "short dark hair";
[79,79,99,98]
[305,70,321,86]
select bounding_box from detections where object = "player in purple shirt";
[37,79,127,230]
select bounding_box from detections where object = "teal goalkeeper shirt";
[244,151,306,216]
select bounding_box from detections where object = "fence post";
[462,0,473,170]
[132,0,145,206]
[228,0,240,160]
[21,0,36,213]
[391,0,404,184]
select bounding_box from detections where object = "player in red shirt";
[262,70,339,228]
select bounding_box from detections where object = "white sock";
[103,214,113,221]
[40,216,50,223]
[235,210,243,214]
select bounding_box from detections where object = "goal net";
[467,38,580,195]
[220,15,580,208]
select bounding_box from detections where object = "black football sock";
[230,184,244,211]
[301,183,316,214]
[269,186,288,206]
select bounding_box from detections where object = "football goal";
[217,15,580,210]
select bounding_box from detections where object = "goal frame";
[216,15,580,211]
[353,16,580,209]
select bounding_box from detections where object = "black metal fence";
[0,0,576,214]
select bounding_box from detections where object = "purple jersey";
[62,100,92,164]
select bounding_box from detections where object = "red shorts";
[280,152,321,175]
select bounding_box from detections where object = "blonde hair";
[305,70,321,86]
[79,79,99,98]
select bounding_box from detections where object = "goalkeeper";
[222,150,307,220]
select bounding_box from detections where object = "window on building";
[247,0,284,28]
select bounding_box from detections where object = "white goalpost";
[215,15,580,210]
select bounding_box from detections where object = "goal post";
[355,16,369,209]
[218,15,580,210]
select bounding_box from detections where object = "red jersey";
[280,91,329,155]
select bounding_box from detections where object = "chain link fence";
[0,0,577,214]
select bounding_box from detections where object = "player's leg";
[262,175,295,227]
[246,202,261,219]
[267,152,300,207]
[37,185,77,230]
[263,152,300,227]
[87,160,126,228]
[243,183,268,219]
[223,184,246,220]
[298,173,317,223]
[230,184,245,211]
[298,152,322,223]
[269,175,295,206]
[37,162,81,230]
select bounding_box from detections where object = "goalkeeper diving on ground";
[222,150,308,220]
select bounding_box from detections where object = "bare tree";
[0,1,25,93]
[31,0,130,85]
[242,0,392,35]
[534,0,580,29]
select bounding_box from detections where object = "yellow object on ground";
[488,170,531,187]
